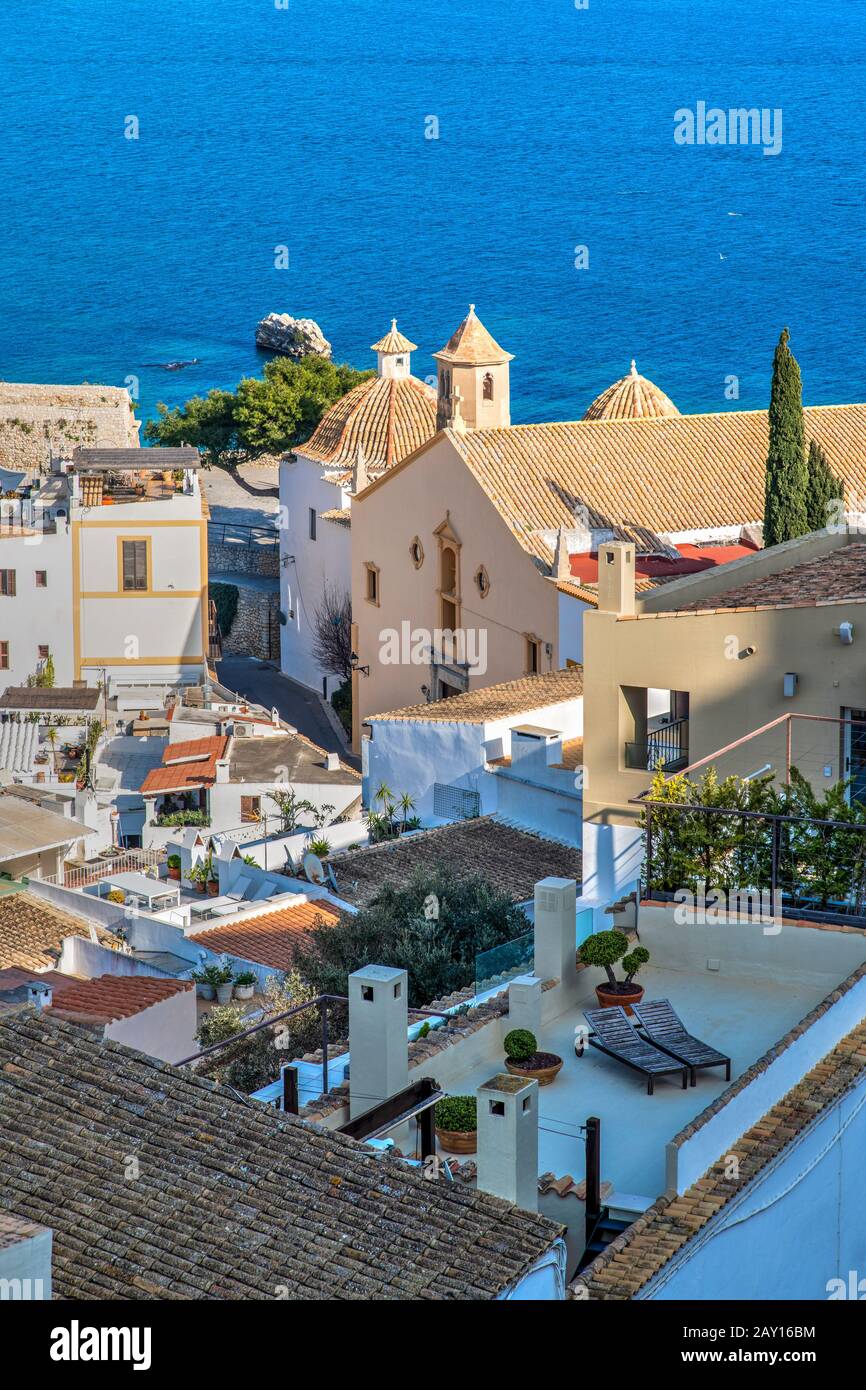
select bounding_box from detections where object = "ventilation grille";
[433,783,480,820]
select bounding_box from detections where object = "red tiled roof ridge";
[49,974,192,1024]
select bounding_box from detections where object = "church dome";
[583,361,680,421]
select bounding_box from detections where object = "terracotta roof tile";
[48,974,192,1025]
[0,1010,563,1299]
[326,816,581,907]
[584,361,680,421]
[370,320,418,354]
[367,666,583,724]
[0,890,116,972]
[676,541,866,613]
[188,899,348,969]
[448,404,866,568]
[300,374,436,472]
[433,306,514,366]
[140,735,228,795]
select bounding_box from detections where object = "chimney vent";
[476,1073,539,1211]
[348,965,408,1119]
[597,541,636,616]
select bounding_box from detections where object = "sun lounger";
[224,875,252,903]
[631,999,732,1087]
[583,1006,690,1095]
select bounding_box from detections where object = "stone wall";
[207,536,280,579]
[0,382,139,472]
[218,581,281,661]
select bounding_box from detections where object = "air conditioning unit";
[232,722,250,737]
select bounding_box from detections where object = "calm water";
[0,0,864,427]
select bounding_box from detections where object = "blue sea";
[0,0,864,428]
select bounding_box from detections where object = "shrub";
[166,854,181,870]
[293,865,530,1009]
[210,582,239,638]
[579,931,650,988]
[504,1029,537,1063]
[106,889,126,904]
[435,1095,477,1133]
[195,1003,246,1048]
[233,970,257,987]
[309,837,331,856]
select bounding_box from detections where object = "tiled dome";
[584,361,680,421]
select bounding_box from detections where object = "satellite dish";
[302,852,326,885]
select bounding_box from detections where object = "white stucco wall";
[644,1075,866,1300]
[0,528,74,688]
[279,453,350,694]
[104,985,197,1064]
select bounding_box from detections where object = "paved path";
[215,656,359,769]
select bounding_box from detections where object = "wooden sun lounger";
[631,999,732,1087]
[583,1006,690,1095]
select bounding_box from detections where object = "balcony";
[625,715,689,772]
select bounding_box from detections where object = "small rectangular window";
[309,508,317,541]
[0,570,16,597]
[525,635,541,675]
[240,794,261,824]
[38,645,50,660]
[0,642,9,670]
[34,571,47,588]
[365,563,379,605]
[122,541,148,592]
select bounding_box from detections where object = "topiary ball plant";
[434,1095,477,1133]
[504,1028,538,1064]
[578,929,650,991]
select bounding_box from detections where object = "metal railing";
[209,520,279,548]
[625,716,689,772]
[43,847,166,889]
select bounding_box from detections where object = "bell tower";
[434,305,513,431]
[370,319,416,380]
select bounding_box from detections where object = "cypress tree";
[804,438,843,532]
[763,327,808,546]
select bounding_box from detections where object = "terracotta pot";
[505,1055,563,1087]
[193,881,207,895]
[594,983,645,1016]
[206,879,220,896]
[167,866,181,881]
[435,1127,477,1155]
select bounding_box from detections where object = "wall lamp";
[350,651,370,677]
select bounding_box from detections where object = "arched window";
[483,372,494,401]
[441,545,457,595]
[439,369,451,399]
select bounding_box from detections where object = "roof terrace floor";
[440,963,829,1205]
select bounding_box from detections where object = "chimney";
[214,758,230,784]
[553,526,571,581]
[597,541,636,616]
[534,877,577,984]
[508,974,542,1036]
[324,752,340,772]
[27,981,53,1011]
[476,1074,538,1211]
[348,965,408,1118]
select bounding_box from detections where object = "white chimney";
[476,1074,539,1212]
[325,752,340,772]
[534,877,577,984]
[27,982,53,1011]
[348,965,408,1119]
[214,758,230,784]
[508,974,542,1036]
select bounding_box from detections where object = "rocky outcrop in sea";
[255,313,332,359]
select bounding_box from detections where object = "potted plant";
[206,872,220,897]
[189,860,208,894]
[191,967,215,1001]
[202,959,235,1005]
[233,970,257,1001]
[105,888,126,905]
[578,929,650,1014]
[434,1095,477,1154]
[166,853,182,882]
[503,1029,563,1086]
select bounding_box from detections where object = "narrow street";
[215,656,360,770]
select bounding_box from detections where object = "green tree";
[804,438,843,532]
[144,389,238,468]
[233,356,372,456]
[293,866,530,1008]
[763,327,809,547]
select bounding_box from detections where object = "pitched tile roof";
[48,974,192,1025]
[447,404,866,568]
[139,735,228,795]
[433,306,514,366]
[676,540,866,613]
[326,816,581,907]
[583,360,680,421]
[300,374,436,473]
[0,889,116,972]
[188,899,349,969]
[366,666,583,724]
[370,320,417,354]
[0,1010,563,1299]
[572,1011,866,1300]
